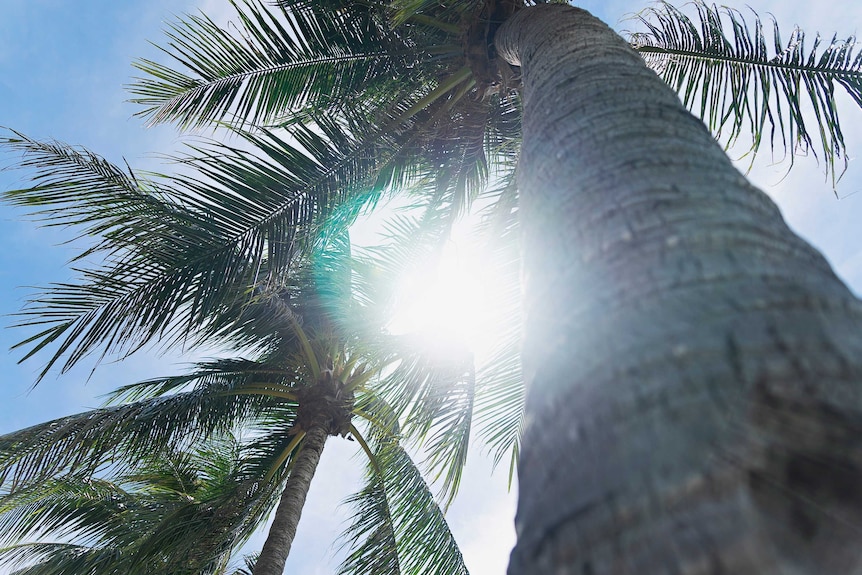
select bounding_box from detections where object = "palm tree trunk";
[253,423,328,575]
[497,5,862,574]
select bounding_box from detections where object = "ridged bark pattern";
[497,5,862,574]
[253,424,328,575]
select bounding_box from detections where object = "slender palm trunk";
[497,5,862,574]
[253,424,328,575]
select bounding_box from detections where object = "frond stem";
[634,44,862,80]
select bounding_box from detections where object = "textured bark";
[497,5,862,574]
[253,424,328,575]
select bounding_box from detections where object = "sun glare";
[387,222,512,364]
[350,200,518,365]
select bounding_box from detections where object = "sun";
[387,221,514,364]
[350,200,519,365]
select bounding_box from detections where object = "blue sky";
[1,1,861,574]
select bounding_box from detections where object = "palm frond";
[351,392,402,442]
[133,0,512,209]
[471,189,522,481]
[352,187,511,502]
[227,553,258,575]
[0,477,134,546]
[0,130,192,258]
[351,216,479,503]
[338,432,469,575]
[3,124,381,378]
[0,437,277,575]
[364,336,473,507]
[337,464,401,575]
[104,357,297,403]
[629,0,862,179]
[350,211,451,327]
[474,343,522,484]
[0,364,296,489]
[130,0,411,128]
[0,542,122,575]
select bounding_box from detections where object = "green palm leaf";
[2,123,382,378]
[0,131,192,257]
[0,543,122,575]
[338,477,402,575]
[0,363,295,489]
[0,437,277,575]
[338,430,469,575]
[348,209,479,506]
[474,343,521,483]
[130,0,411,128]
[132,0,520,224]
[377,341,475,508]
[630,0,862,178]
[0,478,135,546]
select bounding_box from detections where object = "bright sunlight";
[389,228,497,361]
[352,207,518,365]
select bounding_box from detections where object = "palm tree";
[495,7,862,572]
[131,2,862,573]
[0,262,473,575]
[1,430,464,575]
[6,0,862,572]
[0,133,476,575]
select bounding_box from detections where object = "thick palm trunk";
[497,5,862,574]
[253,424,328,575]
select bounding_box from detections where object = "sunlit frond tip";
[628,0,862,183]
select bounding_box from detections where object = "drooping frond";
[343,318,474,507]
[126,473,270,573]
[338,431,469,575]
[337,468,401,575]
[629,0,862,178]
[357,179,524,501]
[472,185,522,482]
[0,362,297,489]
[353,199,517,505]
[352,218,477,504]
[474,342,522,484]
